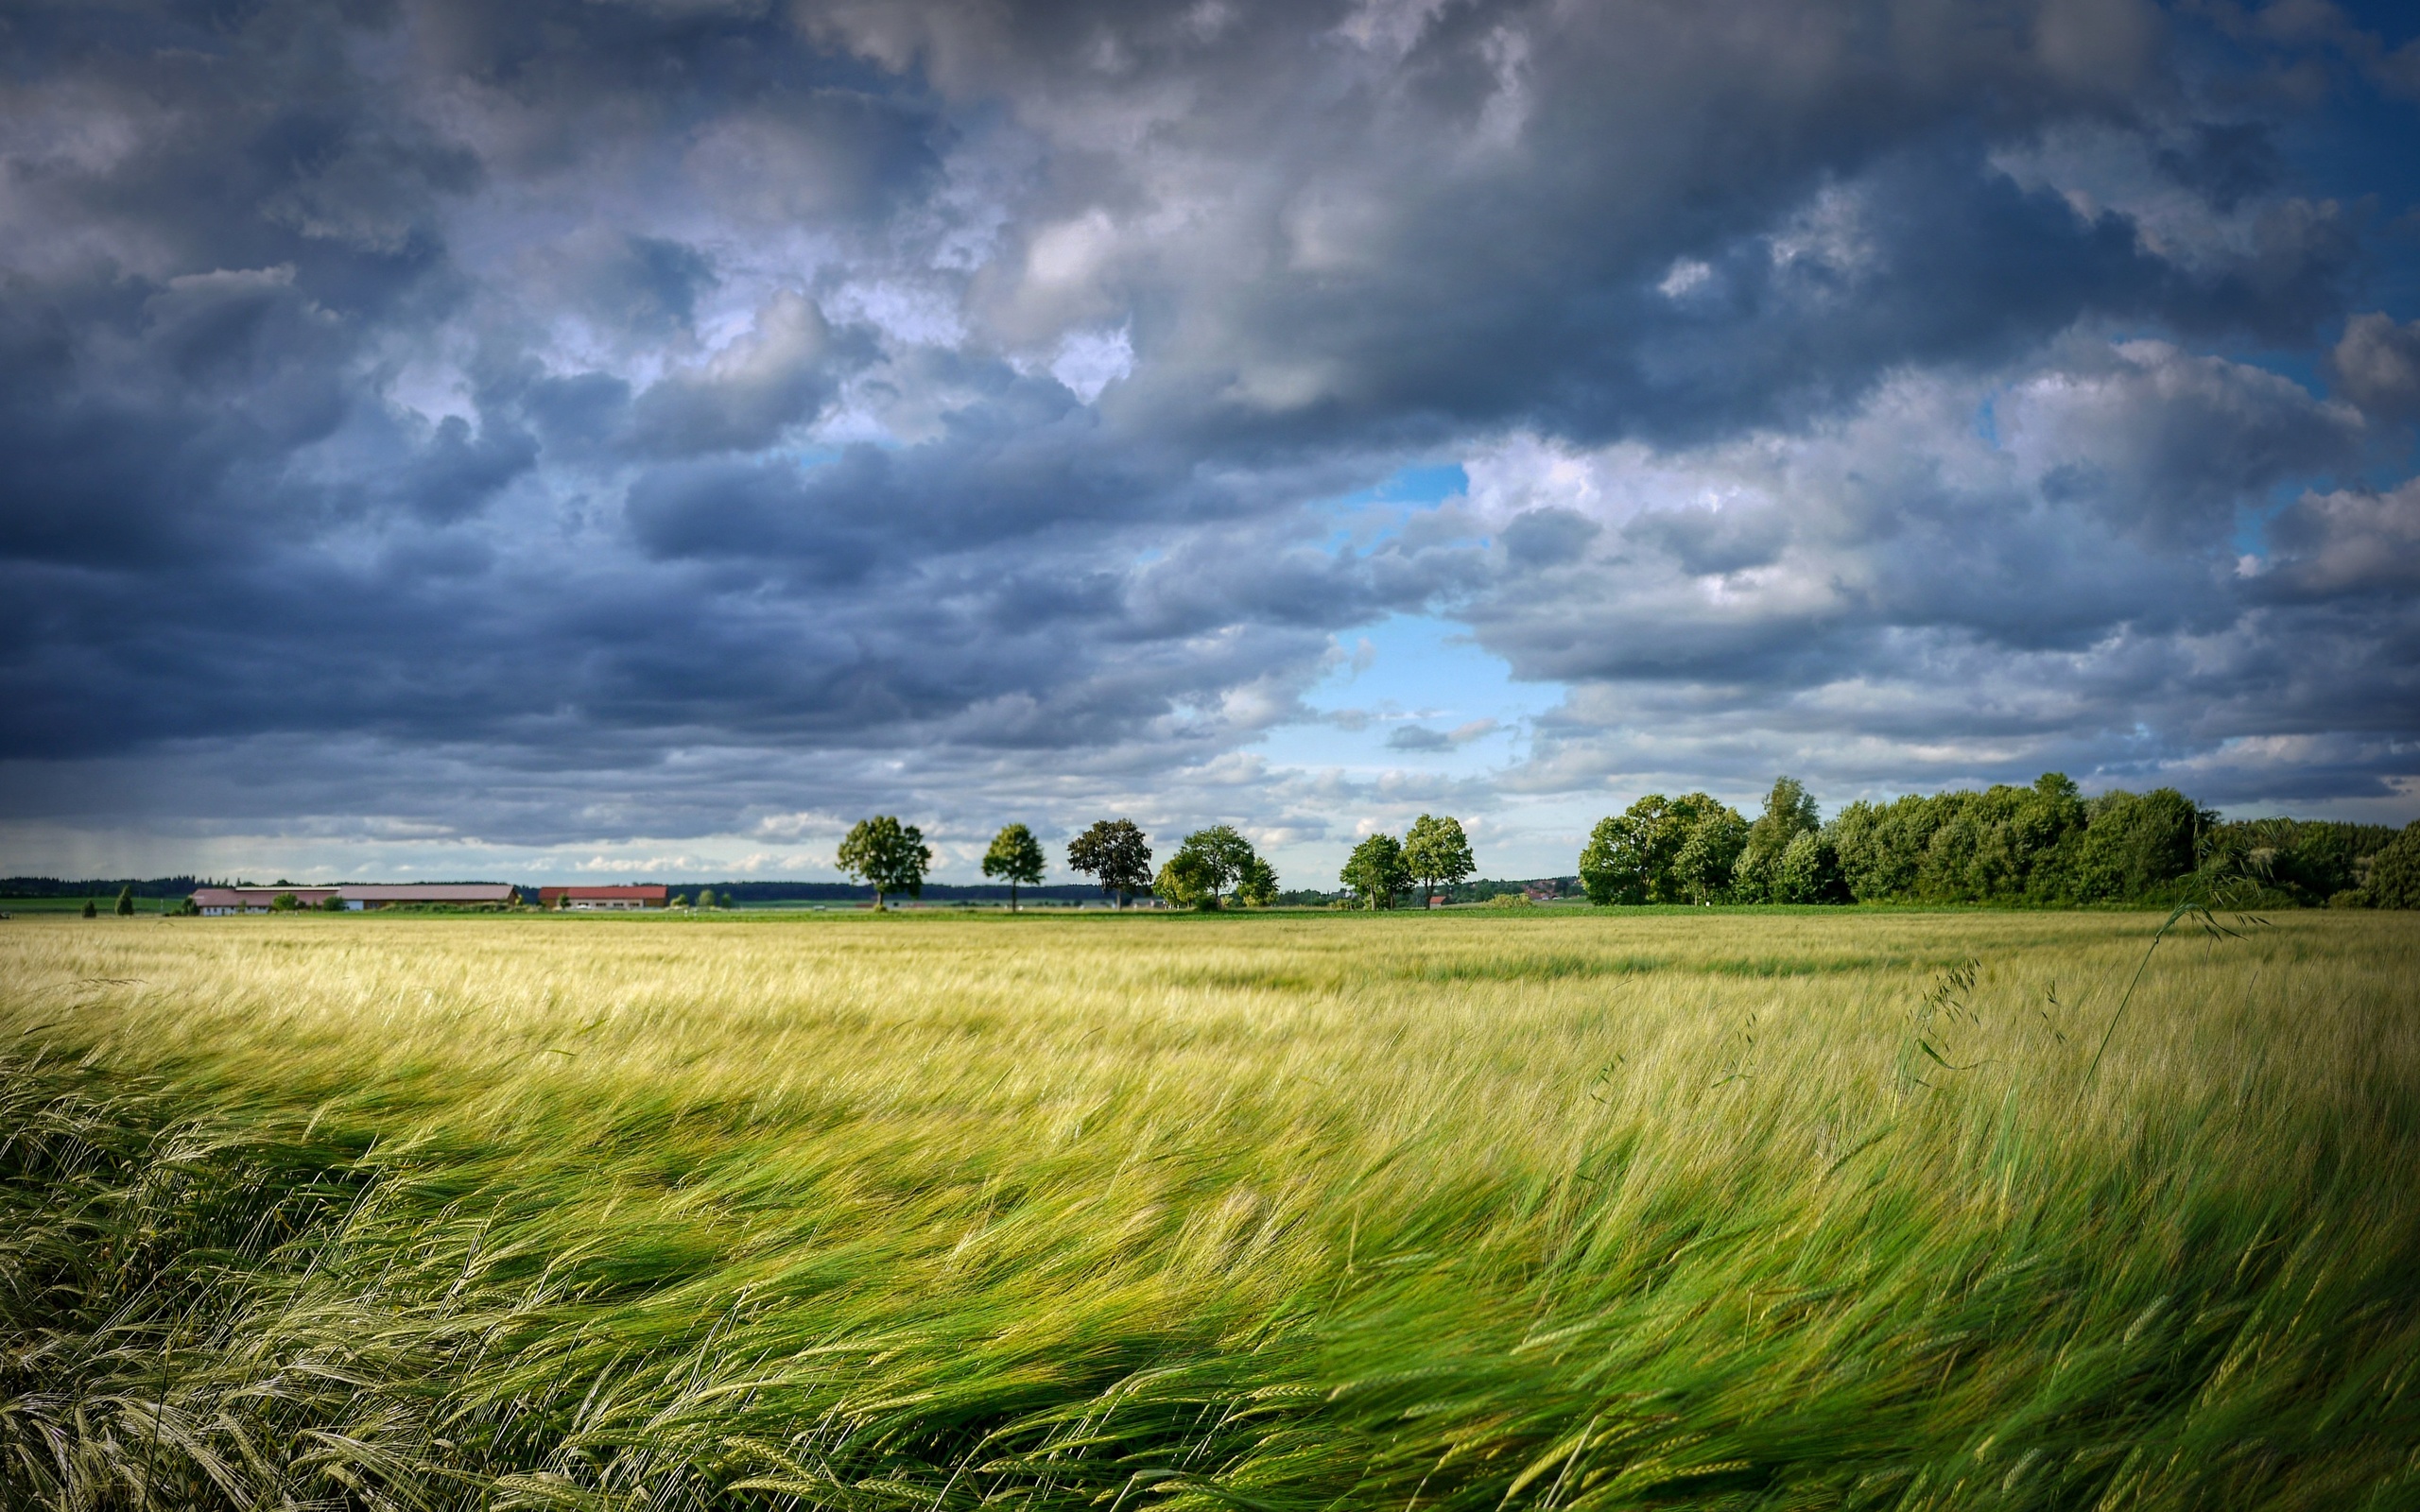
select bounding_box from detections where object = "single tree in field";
[1402,814,1476,908]
[80,898,97,919]
[696,887,717,910]
[1340,833,1409,909]
[113,885,134,917]
[837,816,933,911]
[982,823,1047,911]
[1067,818,1152,907]
[1234,853,1280,908]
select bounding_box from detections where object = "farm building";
[537,885,669,910]
[189,884,519,915]
[192,886,339,915]
[338,884,518,910]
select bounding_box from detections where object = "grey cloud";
[2,0,2416,867]
[2330,312,2420,422]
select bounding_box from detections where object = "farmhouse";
[189,884,519,915]
[538,885,670,911]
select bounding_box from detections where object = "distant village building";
[538,885,669,910]
[190,884,517,915]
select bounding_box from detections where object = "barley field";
[3,907,2416,1510]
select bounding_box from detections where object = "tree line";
[836,776,2420,915]
[832,813,1478,911]
[1581,774,2420,909]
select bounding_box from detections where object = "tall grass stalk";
[2,910,2415,1509]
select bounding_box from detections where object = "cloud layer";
[4,0,2417,880]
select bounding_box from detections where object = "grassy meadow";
[3,907,2416,1510]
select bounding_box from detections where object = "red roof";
[538,885,670,901]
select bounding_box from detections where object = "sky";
[4,0,2418,888]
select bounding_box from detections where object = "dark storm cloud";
[3,0,2418,869]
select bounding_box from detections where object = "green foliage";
[1173,825,1260,906]
[2371,821,2420,909]
[1733,777,1823,902]
[112,885,134,917]
[1155,849,1222,910]
[1234,854,1280,908]
[837,816,933,909]
[1067,818,1153,905]
[982,823,1048,909]
[1579,792,1743,904]
[1401,814,1477,907]
[696,887,717,909]
[269,891,302,912]
[320,892,347,912]
[1340,833,1408,908]
[2072,787,2207,902]
[79,899,95,919]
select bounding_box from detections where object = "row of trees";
[835,816,1284,911]
[1581,774,2420,908]
[833,782,2419,915]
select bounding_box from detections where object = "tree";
[269,892,302,911]
[1067,819,1152,907]
[2370,820,2420,909]
[1402,814,1476,907]
[981,823,1047,911]
[113,885,134,917]
[837,816,933,910]
[1234,853,1280,908]
[1155,849,1221,910]
[1670,798,1749,902]
[1340,833,1409,909]
[696,887,717,910]
[80,899,97,919]
[1171,825,1259,907]
[1773,830,1848,903]
[1735,777,1823,902]
[320,892,347,911]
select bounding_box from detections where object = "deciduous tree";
[837,816,933,911]
[1067,819,1152,907]
[1402,814,1475,907]
[981,823,1047,911]
[1340,833,1409,909]
[1155,849,1220,910]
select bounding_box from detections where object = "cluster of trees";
[1338,815,1477,908]
[1582,774,2420,908]
[834,816,1283,911]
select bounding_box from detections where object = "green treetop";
[981,823,1047,910]
[837,816,933,911]
[1340,833,1409,909]
[1401,814,1476,907]
[1067,819,1153,907]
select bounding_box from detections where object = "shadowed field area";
[3,909,2416,1509]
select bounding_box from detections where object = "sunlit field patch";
[3,908,2415,1509]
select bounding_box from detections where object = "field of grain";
[3,908,2416,1510]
